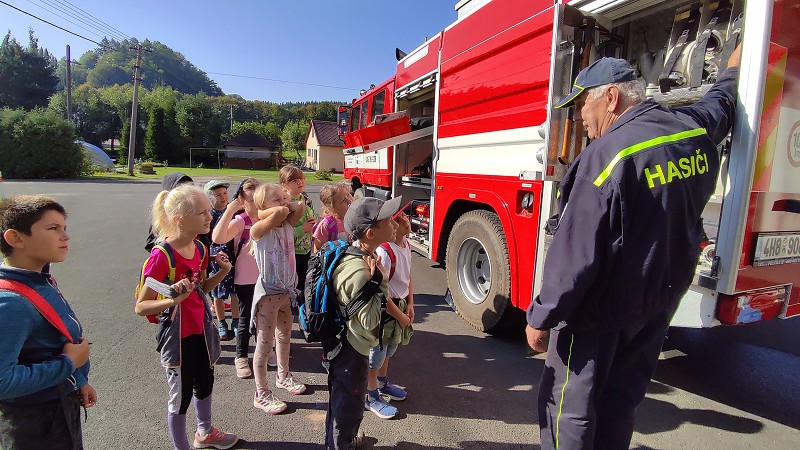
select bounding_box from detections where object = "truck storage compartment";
[551,0,744,278]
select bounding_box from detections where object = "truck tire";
[445,210,513,333]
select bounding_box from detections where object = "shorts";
[368,343,398,370]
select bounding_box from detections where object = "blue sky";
[1,0,458,103]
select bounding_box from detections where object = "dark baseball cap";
[345,196,403,240]
[555,57,637,108]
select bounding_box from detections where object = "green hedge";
[0,108,90,178]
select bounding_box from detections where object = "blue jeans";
[368,343,398,370]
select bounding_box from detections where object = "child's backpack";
[0,279,75,342]
[135,239,206,324]
[233,212,253,262]
[299,239,382,344]
[378,242,397,280]
[311,215,339,243]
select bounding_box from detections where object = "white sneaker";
[267,348,277,368]
[364,394,397,419]
[234,357,252,379]
[253,390,287,415]
[275,373,307,395]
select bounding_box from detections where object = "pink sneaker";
[193,427,238,449]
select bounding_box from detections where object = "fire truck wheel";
[446,210,512,333]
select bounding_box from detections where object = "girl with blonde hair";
[135,184,238,450]
[248,183,308,415]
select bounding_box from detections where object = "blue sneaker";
[378,382,407,401]
[365,394,397,419]
[218,320,230,341]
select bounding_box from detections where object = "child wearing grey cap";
[325,196,403,449]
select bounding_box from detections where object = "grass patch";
[88,166,343,184]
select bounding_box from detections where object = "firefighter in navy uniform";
[526,46,742,450]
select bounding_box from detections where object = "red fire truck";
[339,0,800,332]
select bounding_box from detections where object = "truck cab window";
[350,104,361,131]
[371,90,386,123]
[359,100,369,129]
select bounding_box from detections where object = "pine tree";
[0,31,58,110]
[144,107,172,162]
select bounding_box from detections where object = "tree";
[0,31,59,110]
[144,107,172,162]
[281,120,307,158]
[0,108,88,178]
[229,121,281,144]
[176,93,225,149]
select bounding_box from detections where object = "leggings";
[234,283,256,358]
[253,293,293,391]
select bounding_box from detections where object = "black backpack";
[299,240,383,348]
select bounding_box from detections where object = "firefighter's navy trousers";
[538,309,672,450]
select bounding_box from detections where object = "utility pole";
[66,45,72,122]
[127,44,151,176]
[230,104,234,132]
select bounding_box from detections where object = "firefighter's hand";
[526,326,549,353]
[79,384,97,408]
[728,43,741,69]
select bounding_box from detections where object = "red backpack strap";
[379,242,396,280]
[0,279,74,342]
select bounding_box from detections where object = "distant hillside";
[72,38,222,96]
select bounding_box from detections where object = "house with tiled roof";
[222,131,280,169]
[305,120,344,172]
[221,131,280,169]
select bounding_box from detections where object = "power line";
[31,0,128,41]
[0,0,106,47]
[26,0,110,41]
[55,0,130,40]
[206,71,359,91]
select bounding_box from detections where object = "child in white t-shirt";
[249,183,308,415]
[365,211,414,419]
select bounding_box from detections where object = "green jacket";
[382,297,413,346]
[332,254,389,356]
[291,193,316,255]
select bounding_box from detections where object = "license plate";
[753,232,800,266]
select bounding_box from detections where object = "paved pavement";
[3,179,799,449]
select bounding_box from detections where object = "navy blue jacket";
[0,265,89,402]
[527,68,739,333]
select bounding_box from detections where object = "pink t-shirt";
[312,216,349,245]
[231,214,259,285]
[143,243,208,338]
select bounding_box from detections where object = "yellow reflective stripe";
[592,128,707,187]
[555,333,574,449]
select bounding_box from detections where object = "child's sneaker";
[365,394,397,419]
[234,357,252,379]
[253,390,287,415]
[275,374,306,395]
[193,426,239,449]
[218,321,230,342]
[378,382,407,401]
[267,348,277,368]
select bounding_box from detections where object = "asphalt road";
[3,179,799,449]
